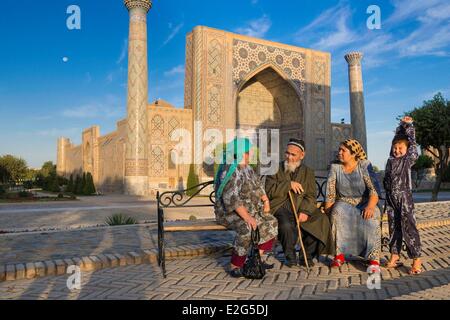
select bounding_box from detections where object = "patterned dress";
[326,160,382,261]
[214,164,278,257]
[384,122,421,258]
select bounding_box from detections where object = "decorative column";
[123,0,151,195]
[345,52,367,154]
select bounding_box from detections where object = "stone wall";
[57,25,354,195]
[147,101,193,193]
[62,145,82,177]
[96,120,126,194]
[331,123,353,163]
[185,26,332,180]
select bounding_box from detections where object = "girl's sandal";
[409,266,422,275]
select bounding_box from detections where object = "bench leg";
[157,201,167,278]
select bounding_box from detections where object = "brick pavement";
[1,201,448,267]
[0,223,449,300]
[0,225,234,266]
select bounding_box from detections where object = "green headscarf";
[215,137,252,199]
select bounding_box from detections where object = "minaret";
[345,51,368,153]
[124,0,151,195]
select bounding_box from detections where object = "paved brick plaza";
[0,223,449,300]
[0,201,449,300]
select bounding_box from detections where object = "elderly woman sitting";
[324,139,382,268]
[214,137,278,278]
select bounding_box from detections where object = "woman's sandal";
[330,255,345,268]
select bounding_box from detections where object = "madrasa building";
[56,0,368,196]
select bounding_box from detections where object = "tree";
[39,161,57,191]
[88,172,96,194]
[40,161,56,178]
[0,164,10,184]
[442,165,450,183]
[57,175,68,188]
[24,168,38,182]
[411,155,434,189]
[66,175,74,193]
[83,172,96,195]
[372,165,380,173]
[404,93,450,201]
[50,176,60,193]
[186,164,200,196]
[23,180,33,190]
[34,173,45,188]
[81,173,87,194]
[0,155,28,182]
[75,175,83,195]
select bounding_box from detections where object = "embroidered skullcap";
[287,138,305,152]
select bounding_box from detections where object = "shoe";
[367,260,381,273]
[229,268,244,278]
[284,255,297,268]
[298,257,315,267]
[284,259,296,268]
[260,253,275,270]
[409,259,422,275]
[330,254,345,268]
[409,266,422,275]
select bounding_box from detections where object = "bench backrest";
[157,177,328,209]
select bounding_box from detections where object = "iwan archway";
[236,65,304,158]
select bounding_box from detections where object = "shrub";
[6,193,19,199]
[105,214,138,226]
[0,185,5,196]
[18,191,33,198]
[66,193,77,200]
[57,193,64,199]
[186,164,200,196]
[23,180,33,190]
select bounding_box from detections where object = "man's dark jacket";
[265,162,334,255]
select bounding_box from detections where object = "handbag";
[243,228,266,279]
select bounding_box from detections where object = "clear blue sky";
[0,0,449,170]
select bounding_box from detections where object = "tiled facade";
[57,3,364,195]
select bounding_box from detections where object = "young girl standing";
[383,116,422,274]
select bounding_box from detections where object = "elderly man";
[265,139,333,267]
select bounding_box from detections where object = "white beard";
[284,160,301,174]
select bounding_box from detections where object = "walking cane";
[288,191,310,273]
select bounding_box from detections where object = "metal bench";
[156,177,327,278]
[156,177,401,277]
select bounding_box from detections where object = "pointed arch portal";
[236,65,304,157]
